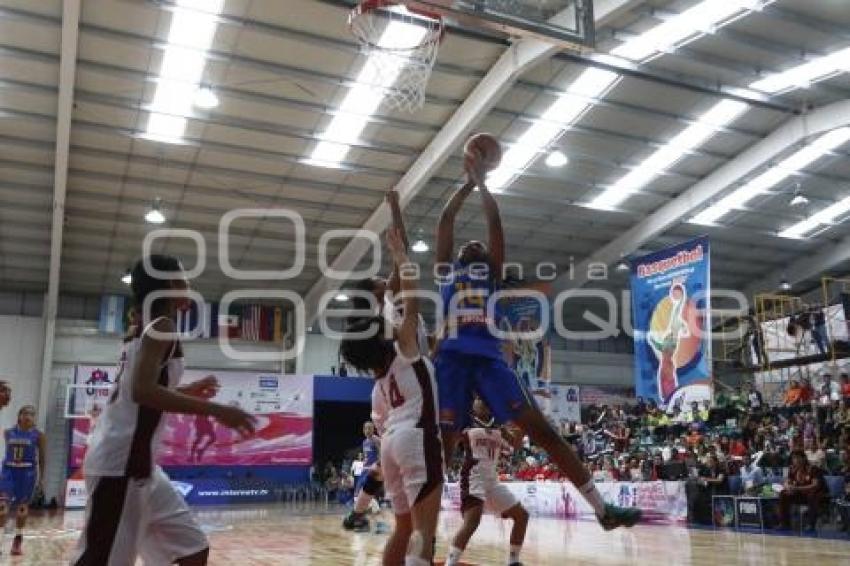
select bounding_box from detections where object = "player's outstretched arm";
[387,228,420,360]
[435,179,475,265]
[386,190,409,295]
[478,183,505,281]
[131,318,256,437]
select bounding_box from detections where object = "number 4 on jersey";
[386,374,405,409]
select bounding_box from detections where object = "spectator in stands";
[836,450,850,531]
[811,305,828,356]
[841,373,850,400]
[745,383,764,413]
[801,378,815,405]
[804,437,827,469]
[739,453,764,495]
[648,453,665,481]
[744,307,767,367]
[779,450,826,531]
[785,380,804,408]
[604,422,630,453]
[729,435,748,459]
[835,400,850,434]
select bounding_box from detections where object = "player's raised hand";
[464,146,486,189]
[386,227,406,261]
[386,189,399,207]
[212,404,257,438]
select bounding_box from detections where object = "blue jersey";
[362,436,379,466]
[438,261,503,358]
[4,427,40,469]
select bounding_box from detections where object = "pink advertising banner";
[70,366,313,469]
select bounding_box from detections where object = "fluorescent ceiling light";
[411,239,430,253]
[545,151,568,168]
[780,195,850,239]
[491,1,769,194]
[751,46,850,94]
[611,0,765,62]
[194,86,219,109]
[594,37,850,212]
[691,128,850,227]
[308,18,428,168]
[145,0,224,143]
[121,270,132,285]
[334,293,350,302]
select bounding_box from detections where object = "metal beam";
[300,0,640,324]
[37,0,79,495]
[554,99,850,293]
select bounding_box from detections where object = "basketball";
[464,133,502,172]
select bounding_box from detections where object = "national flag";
[98,295,126,334]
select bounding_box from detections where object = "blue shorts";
[0,466,36,506]
[435,350,535,431]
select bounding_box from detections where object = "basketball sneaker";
[342,511,369,532]
[10,535,22,556]
[598,503,642,530]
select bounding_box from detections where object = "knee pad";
[362,474,383,497]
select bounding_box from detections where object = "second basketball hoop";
[349,0,445,112]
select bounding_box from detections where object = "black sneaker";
[598,503,642,531]
[342,511,369,532]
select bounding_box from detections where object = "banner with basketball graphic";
[499,289,552,411]
[68,369,313,469]
[631,237,712,407]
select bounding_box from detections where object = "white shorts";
[462,472,518,516]
[381,426,443,515]
[71,466,208,566]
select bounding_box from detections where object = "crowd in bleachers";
[448,376,850,530]
[321,373,850,531]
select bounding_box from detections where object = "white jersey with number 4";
[371,343,438,435]
[370,343,443,515]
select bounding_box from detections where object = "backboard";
[407,0,595,51]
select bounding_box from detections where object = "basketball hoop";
[349,0,444,112]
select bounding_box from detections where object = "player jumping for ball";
[446,398,529,566]
[0,405,45,556]
[340,228,443,566]
[434,135,641,530]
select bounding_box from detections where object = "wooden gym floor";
[6,504,850,565]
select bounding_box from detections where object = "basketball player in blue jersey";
[0,405,45,556]
[434,151,641,530]
[343,420,384,531]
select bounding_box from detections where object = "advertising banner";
[70,368,313,469]
[64,477,278,509]
[442,481,687,524]
[500,291,553,417]
[631,237,712,407]
[547,385,581,424]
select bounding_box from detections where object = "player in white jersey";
[72,255,256,566]
[340,228,443,566]
[445,399,529,566]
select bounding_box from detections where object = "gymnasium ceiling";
[1,0,850,318]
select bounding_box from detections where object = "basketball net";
[349,1,444,112]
